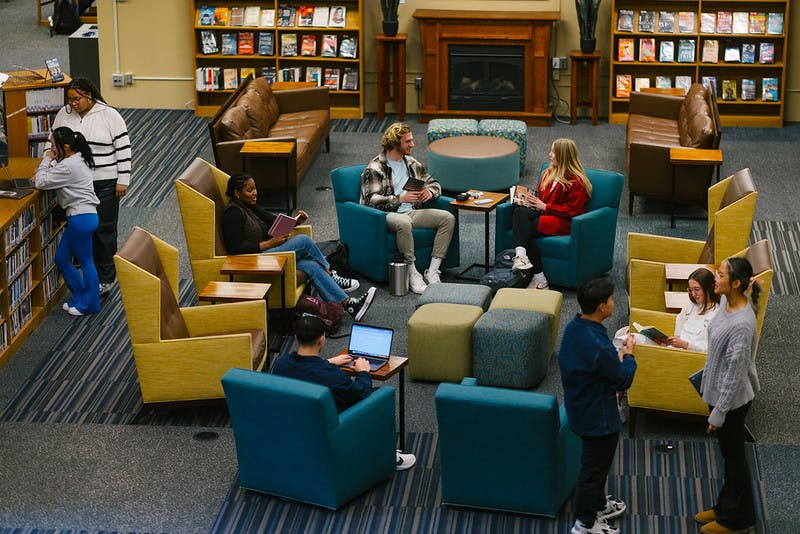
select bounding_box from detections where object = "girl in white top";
[666,267,720,351]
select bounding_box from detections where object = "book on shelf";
[617,38,634,62]
[615,74,632,98]
[638,11,654,32]
[214,7,229,26]
[305,66,322,86]
[767,13,784,35]
[223,68,238,90]
[342,67,358,91]
[339,35,357,58]
[617,9,634,32]
[328,6,346,28]
[238,32,255,55]
[261,9,276,27]
[240,67,256,81]
[297,6,314,27]
[230,7,245,26]
[277,6,296,27]
[321,34,338,57]
[722,79,737,101]
[639,38,655,62]
[759,42,775,64]
[678,12,695,33]
[632,322,668,345]
[749,12,766,34]
[723,43,740,62]
[198,6,215,26]
[244,6,261,27]
[312,6,329,27]
[262,66,277,84]
[701,76,718,97]
[702,40,718,63]
[675,76,692,93]
[258,32,274,55]
[732,12,748,34]
[279,66,302,82]
[634,77,650,92]
[677,39,695,63]
[324,68,340,90]
[716,11,732,34]
[658,11,675,33]
[741,43,755,64]
[200,30,218,54]
[300,34,317,56]
[741,79,756,101]
[281,33,298,56]
[762,77,778,101]
[655,75,672,89]
[220,33,237,55]
[700,12,716,34]
[659,41,674,63]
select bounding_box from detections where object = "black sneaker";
[331,270,360,293]
[345,287,376,321]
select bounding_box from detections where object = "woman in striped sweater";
[51,77,131,297]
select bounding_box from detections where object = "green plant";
[575,0,601,40]
[380,0,400,23]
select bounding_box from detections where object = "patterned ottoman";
[489,288,563,356]
[478,119,528,176]
[472,308,552,388]
[426,118,479,144]
[416,282,493,311]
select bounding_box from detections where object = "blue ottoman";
[426,118,479,144]
[417,282,493,311]
[472,308,552,388]
[478,119,528,176]
[427,135,519,192]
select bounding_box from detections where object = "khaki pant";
[386,208,455,263]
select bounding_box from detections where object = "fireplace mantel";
[413,9,559,126]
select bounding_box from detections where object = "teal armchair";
[331,164,461,282]
[495,164,624,288]
[435,378,581,516]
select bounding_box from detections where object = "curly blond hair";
[381,122,412,152]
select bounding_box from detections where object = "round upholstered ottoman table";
[426,135,519,192]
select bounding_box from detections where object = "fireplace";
[448,45,524,112]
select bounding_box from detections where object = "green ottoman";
[417,282,493,311]
[426,118,479,144]
[478,119,528,176]
[472,308,552,388]
[490,288,563,356]
[407,303,484,382]
[426,136,519,192]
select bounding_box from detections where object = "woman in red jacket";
[511,138,592,289]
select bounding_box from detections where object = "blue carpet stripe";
[331,114,403,134]
[751,220,799,295]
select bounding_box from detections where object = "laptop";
[346,323,393,371]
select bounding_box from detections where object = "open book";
[267,213,299,237]
[633,321,669,345]
[402,177,427,191]
[510,185,536,208]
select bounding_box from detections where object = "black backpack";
[317,239,352,277]
[479,249,532,294]
[51,0,82,37]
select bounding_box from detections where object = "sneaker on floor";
[527,272,548,290]
[700,521,750,534]
[571,518,620,534]
[99,282,114,296]
[423,268,441,284]
[512,255,534,272]
[597,495,626,521]
[62,302,71,312]
[345,286,376,321]
[694,509,717,525]
[409,269,428,294]
[66,306,85,316]
[331,270,360,293]
[395,450,416,471]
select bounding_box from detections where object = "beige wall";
[97,0,800,121]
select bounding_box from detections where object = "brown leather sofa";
[626,83,721,214]
[208,76,331,207]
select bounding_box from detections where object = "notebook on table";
[345,323,393,371]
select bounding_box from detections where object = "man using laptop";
[272,314,416,471]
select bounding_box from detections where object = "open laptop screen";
[348,323,393,359]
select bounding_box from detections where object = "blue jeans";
[56,213,100,314]
[267,234,347,303]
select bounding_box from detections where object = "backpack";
[296,294,344,335]
[479,249,532,294]
[51,0,82,36]
[317,239,352,277]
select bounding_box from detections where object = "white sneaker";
[597,496,626,521]
[528,272,548,290]
[571,517,620,534]
[423,268,441,284]
[66,306,84,316]
[409,269,428,294]
[512,255,533,272]
[396,450,416,471]
[99,282,114,296]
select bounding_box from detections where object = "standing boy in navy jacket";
[559,276,637,534]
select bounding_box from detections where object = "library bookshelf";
[609,0,789,127]
[191,1,364,119]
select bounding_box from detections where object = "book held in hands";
[632,322,668,345]
[268,213,300,237]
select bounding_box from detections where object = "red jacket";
[536,170,591,235]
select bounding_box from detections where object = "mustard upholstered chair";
[626,239,773,436]
[174,157,309,309]
[114,227,268,404]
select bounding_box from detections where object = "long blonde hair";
[540,138,592,196]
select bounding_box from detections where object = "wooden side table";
[569,51,601,125]
[669,147,723,227]
[198,281,271,304]
[220,255,288,312]
[376,33,407,121]
[240,141,297,214]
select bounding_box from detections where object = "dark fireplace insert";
[448,44,525,111]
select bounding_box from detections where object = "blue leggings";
[56,213,100,314]
[267,234,347,303]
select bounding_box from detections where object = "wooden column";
[375,33,407,120]
[569,50,601,125]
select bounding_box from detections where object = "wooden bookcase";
[1,70,72,158]
[190,1,364,119]
[608,0,789,127]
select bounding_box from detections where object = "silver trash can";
[389,260,409,296]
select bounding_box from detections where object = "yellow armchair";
[174,157,309,309]
[114,227,268,404]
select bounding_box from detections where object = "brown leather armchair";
[626,83,721,214]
